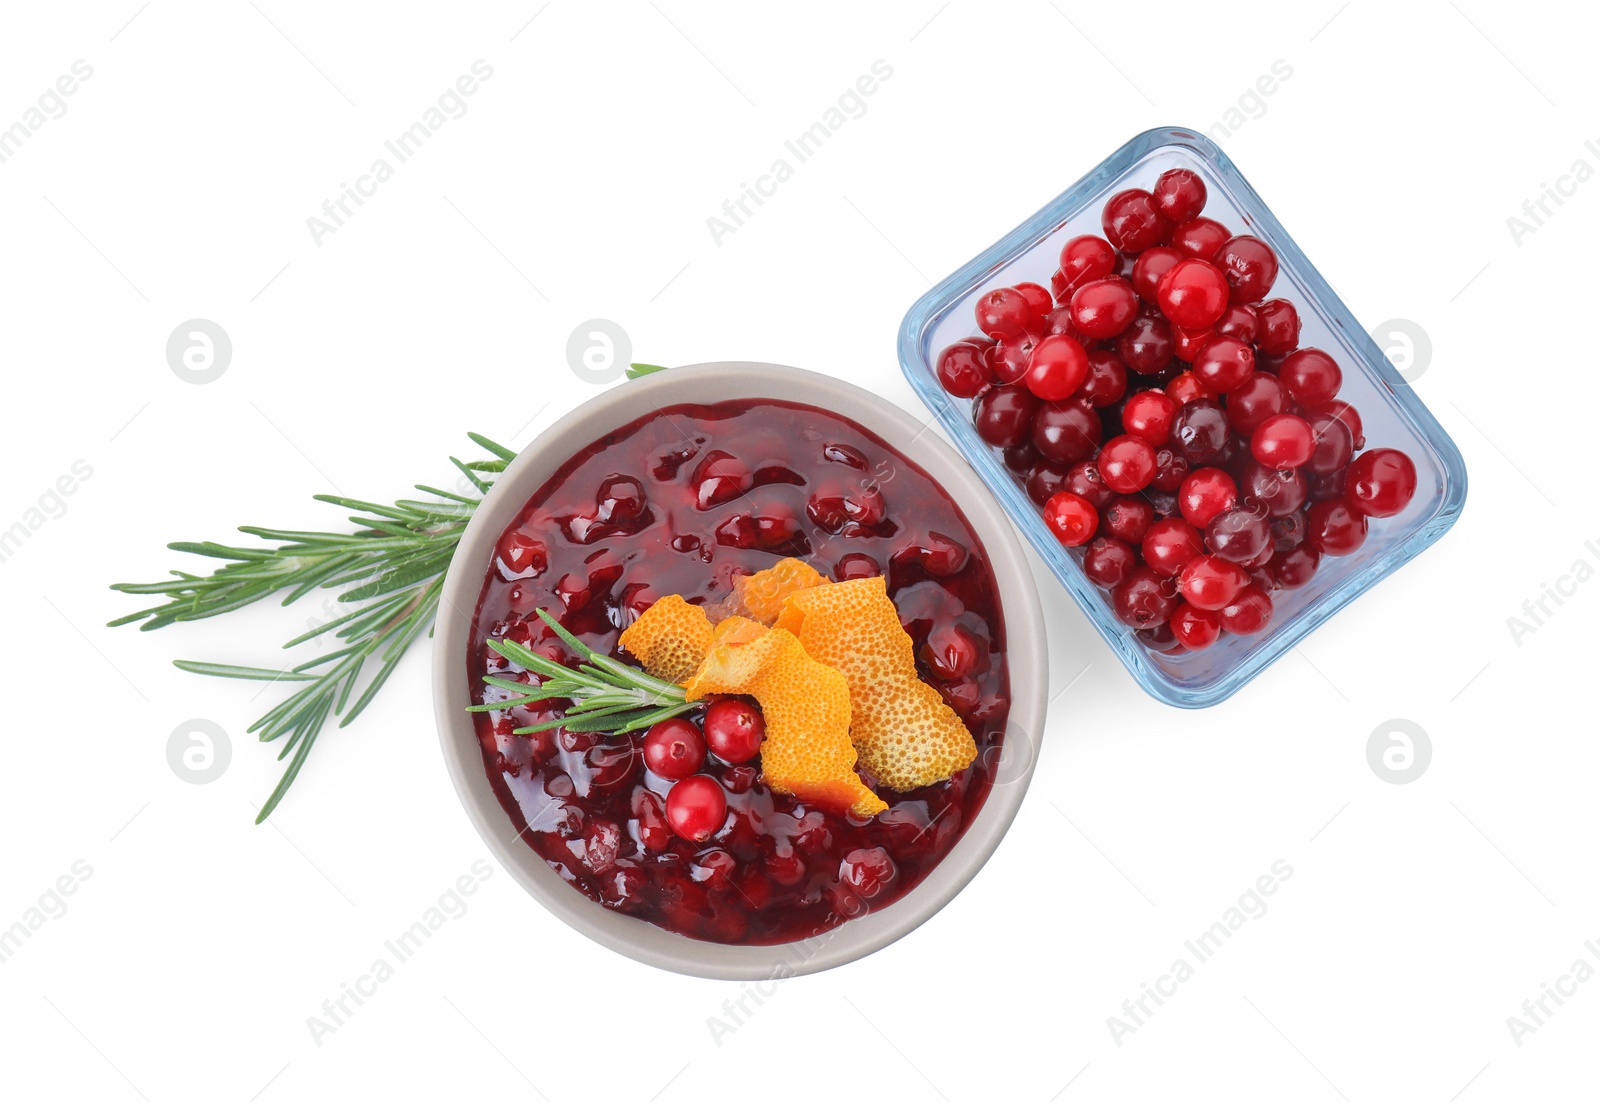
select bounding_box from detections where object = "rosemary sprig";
[108,432,517,823]
[472,608,693,735]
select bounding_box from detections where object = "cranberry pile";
[469,400,1009,944]
[934,168,1418,652]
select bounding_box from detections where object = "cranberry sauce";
[467,399,1010,945]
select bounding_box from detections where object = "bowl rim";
[897,125,1468,708]
[432,361,1048,979]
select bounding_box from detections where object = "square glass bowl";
[898,127,1467,708]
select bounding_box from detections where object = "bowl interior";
[433,362,1047,979]
[899,127,1466,707]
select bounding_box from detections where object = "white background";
[0,2,1593,1101]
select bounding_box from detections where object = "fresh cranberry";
[1205,505,1272,564]
[1142,516,1205,576]
[1170,602,1221,649]
[664,776,727,842]
[1131,246,1184,303]
[1179,554,1250,610]
[1214,304,1259,344]
[1070,277,1139,339]
[1316,399,1366,450]
[1058,234,1118,296]
[1179,467,1238,527]
[1345,448,1418,517]
[1306,499,1368,555]
[1270,509,1308,551]
[1304,410,1354,475]
[990,331,1041,385]
[1158,258,1230,329]
[1095,435,1157,494]
[1023,334,1089,401]
[1151,446,1190,491]
[1015,282,1054,318]
[691,450,753,509]
[1225,372,1288,436]
[1032,400,1102,463]
[1044,491,1098,547]
[1042,305,1082,338]
[1254,299,1300,355]
[840,847,897,899]
[496,530,548,578]
[1172,326,1215,363]
[1218,585,1273,634]
[1239,459,1308,517]
[1136,619,1184,653]
[1170,399,1231,463]
[1024,460,1072,505]
[1079,350,1128,407]
[1102,189,1172,252]
[1112,566,1179,628]
[1251,413,1315,469]
[1064,460,1116,509]
[1271,545,1320,589]
[1122,389,1177,445]
[1279,348,1343,406]
[1152,168,1207,223]
[936,341,993,398]
[1191,335,1255,393]
[1114,313,1174,376]
[974,385,1039,447]
[1103,496,1156,542]
[1083,536,1136,588]
[1171,217,1230,260]
[1308,468,1347,503]
[975,286,1033,339]
[1166,370,1209,406]
[702,698,764,763]
[834,552,881,580]
[1215,236,1278,302]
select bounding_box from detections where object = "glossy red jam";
[468,400,1010,945]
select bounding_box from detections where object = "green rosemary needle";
[108,432,516,823]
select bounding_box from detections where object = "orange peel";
[684,624,886,818]
[719,557,830,625]
[616,595,713,684]
[776,576,978,791]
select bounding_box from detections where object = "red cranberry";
[1044,491,1098,547]
[807,479,885,532]
[1179,467,1238,527]
[840,847,897,899]
[974,385,1039,447]
[691,848,737,889]
[922,623,982,680]
[702,698,764,763]
[598,475,646,522]
[1254,299,1300,354]
[1172,326,1215,363]
[1023,334,1089,401]
[1102,189,1172,252]
[1083,536,1137,587]
[1279,348,1343,406]
[1305,410,1354,475]
[496,530,548,578]
[1170,602,1221,649]
[1151,446,1190,492]
[835,552,881,580]
[975,286,1033,339]
[1345,448,1418,517]
[642,719,706,780]
[1064,460,1116,509]
[1158,258,1230,329]
[1115,313,1175,374]
[1070,277,1139,339]
[1171,217,1230,261]
[1103,496,1156,543]
[990,331,1041,385]
[1309,468,1347,503]
[1152,168,1207,223]
[1122,389,1177,445]
[1131,245,1184,303]
[1097,434,1158,494]
[1306,499,1368,555]
[1079,350,1128,407]
[936,341,993,398]
[1112,566,1179,628]
[691,450,752,509]
[1219,585,1273,634]
[1214,304,1259,344]
[1239,459,1308,517]
[1032,399,1102,463]
[720,764,759,794]
[1142,516,1205,576]
[1225,374,1288,439]
[1316,399,1366,450]
[1251,413,1316,469]
[1191,335,1255,393]
[1136,619,1184,653]
[1058,234,1118,296]
[1179,554,1250,610]
[920,532,971,576]
[1205,505,1272,564]
[1215,235,1278,302]
[1015,281,1053,318]
[1270,509,1309,551]
[664,776,727,842]
[1271,545,1320,589]
[1169,399,1231,464]
[630,787,671,852]
[1024,460,1072,505]
[1166,369,1209,405]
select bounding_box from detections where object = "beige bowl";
[433,363,1048,979]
